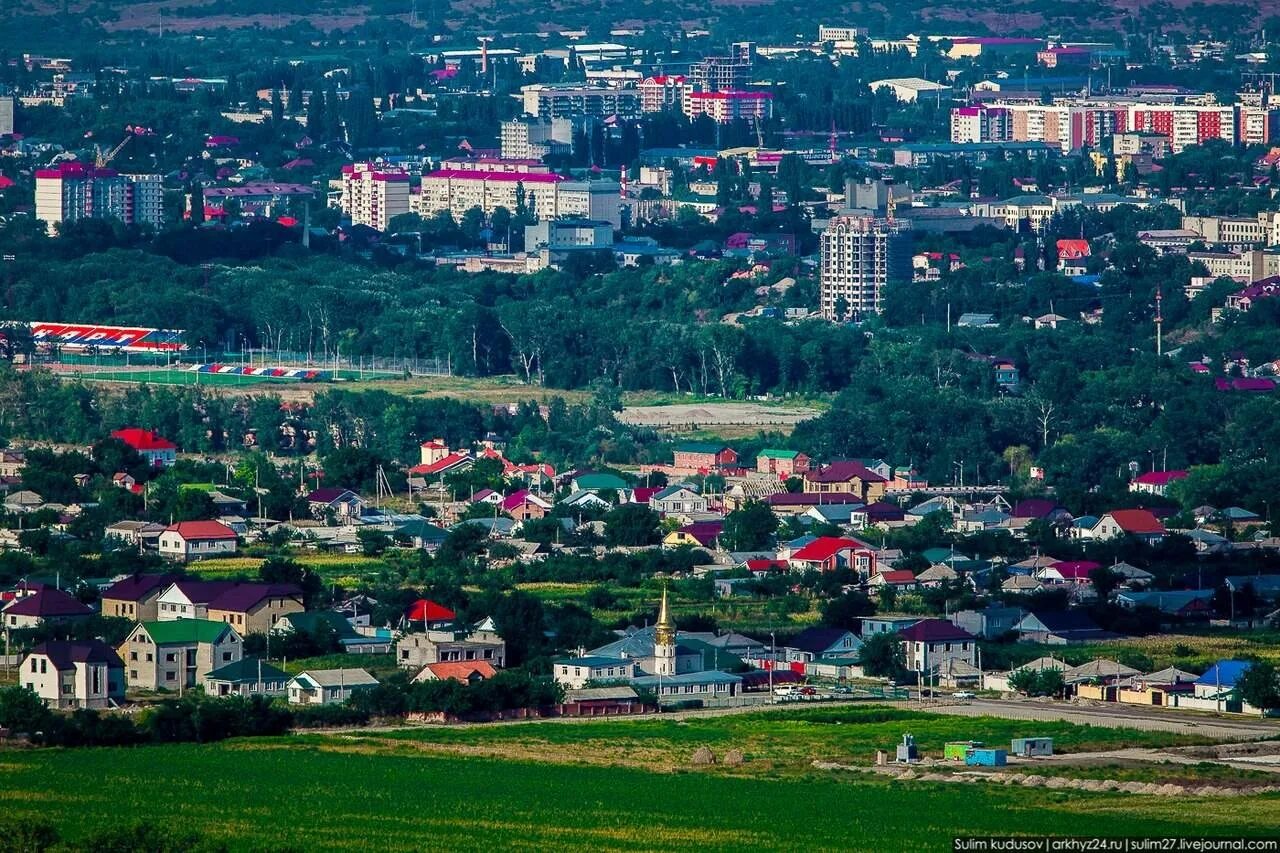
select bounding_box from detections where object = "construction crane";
[94,135,130,168]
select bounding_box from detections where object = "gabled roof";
[1011,499,1064,519]
[204,656,289,684]
[1132,470,1187,486]
[406,599,456,623]
[787,627,857,655]
[420,660,498,682]
[165,520,238,540]
[3,588,93,618]
[872,569,917,584]
[307,487,358,504]
[1044,560,1101,580]
[758,448,803,460]
[652,484,701,502]
[1196,660,1250,688]
[791,536,871,562]
[208,583,302,613]
[1021,610,1100,632]
[101,573,180,603]
[31,640,122,670]
[898,618,974,642]
[1103,509,1166,534]
[572,472,628,491]
[410,452,473,476]
[139,618,236,645]
[805,460,887,484]
[291,668,378,688]
[276,610,359,639]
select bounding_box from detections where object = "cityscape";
[1,2,1280,850]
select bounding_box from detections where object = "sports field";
[66,367,398,387]
[0,707,1271,851]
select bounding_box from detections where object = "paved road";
[910,697,1280,741]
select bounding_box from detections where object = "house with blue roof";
[1174,660,1264,715]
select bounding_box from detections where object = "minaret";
[654,585,676,676]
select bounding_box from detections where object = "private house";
[3,587,93,629]
[305,488,366,521]
[803,461,888,503]
[1129,470,1188,497]
[631,670,743,703]
[766,491,865,516]
[104,520,167,549]
[672,442,737,472]
[898,619,977,677]
[20,640,125,709]
[157,520,239,561]
[1115,589,1214,617]
[206,583,305,635]
[413,660,498,684]
[402,599,457,630]
[203,657,290,697]
[1016,610,1115,644]
[1001,574,1042,594]
[804,503,864,527]
[756,449,811,477]
[553,655,636,689]
[649,484,708,516]
[120,618,243,691]
[860,616,922,638]
[273,611,391,654]
[499,489,553,521]
[155,579,235,621]
[867,569,918,591]
[1091,509,1166,543]
[916,563,959,588]
[1036,560,1101,586]
[4,490,45,513]
[570,472,629,493]
[286,668,378,705]
[993,359,1020,390]
[110,427,177,468]
[99,573,180,622]
[782,627,861,663]
[851,502,907,527]
[788,536,878,576]
[396,628,507,670]
[664,521,722,549]
[951,606,1022,639]
[1009,499,1072,524]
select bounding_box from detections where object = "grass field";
[188,554,393,586]
[0,706,1271,851]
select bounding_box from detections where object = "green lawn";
[0,730,1272,852]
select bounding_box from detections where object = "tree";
[721,500,778,551]
[1236,661,1280,710]
[857,631,906,680]
[1009,667,1065,697]
[603,503,660,547]
[820,590,876,631]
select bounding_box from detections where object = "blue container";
[964,748,1007,767]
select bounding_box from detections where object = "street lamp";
[769,631,776,702]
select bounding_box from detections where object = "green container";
[944,741,983,760]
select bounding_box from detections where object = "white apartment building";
[339,162,411,231]
[0,95,13,136]
[819,215,912,319]
[418,166,621,228]
[35,162,164,229]
[499,117,574,160]
[519,84,641,119]
[683,90,773,123]
[638,76,688,113]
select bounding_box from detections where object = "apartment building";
[519,84,641,120]
[35,162,164,229]
[638,75,688,113]
[683,90,773,123]
[499,117,574,160]
[0,95,13,136]
[819,215,912,319]
[339,162,411,231]
[418,164,621,227]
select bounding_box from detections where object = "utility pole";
[1154,288,1163,357]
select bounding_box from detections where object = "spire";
[655,584,675,647]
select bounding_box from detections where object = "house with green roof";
[271,610,393,654]
[204,656,290,697]
[673,442,738,472]
[120,618,243,692]
[756,448,811,477]
[571,472,628,493]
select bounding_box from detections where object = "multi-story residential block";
[418,163,621,228]
[519,84,641,120]
[0,95,12,135]
[819,215,912,319]
[950,105,1012,143]
[690,55,753,92]
[339,162,411,231]
[683,90,773,123]
[638,75,688,113]
[499,117,575,160]
[35,162,164,229]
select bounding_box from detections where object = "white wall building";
[819,215,912,319]
[340,162,411,231]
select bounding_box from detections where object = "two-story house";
[120,618,243,691]
[21,640,125,709]
[396,629,507,670]
[756,449,811,477]
[2,587,93,629]
[671,442,737,472]
[205,583,304,636]
[787,536,878,577]
[110,427,177,468]
[649,484,708,517]
[99,573,180,623]
[157,520,238,562]
[803,461,889,503]
[898,619,977,677]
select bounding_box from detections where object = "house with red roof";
[410,441,474,478]
[788,536,878,576]
[866,569,917,591]
[1225,277,1280,312]
[663,521,723,549]
[898,618,976,676]
[1056,238,1090,274]
[110,427,177,468]
[1037,560,1102,585]
[1130,470,1188,497]
[158,520,238,562]
[403,599,457,630]
[1214,377,1276,393]
[3,587,94,629]
[1090,509,1166,543]
[412,660,498,685]
[803,461,888,503]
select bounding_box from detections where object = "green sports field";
[66,367,399,386]
[0,707,1272,851]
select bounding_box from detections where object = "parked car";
[952,691,975,699]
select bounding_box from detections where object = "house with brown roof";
[21,640,125,708]
[412,660,498,684]
[2,587,93,629]
[205,583,304,636]
[803,461,888,503]
[100,573,180,622]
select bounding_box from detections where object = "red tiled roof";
[410,452,472,475]
[873,569,917,584]
[745,558,788,572]
[165,520,237,540]
[1047,560,1101,580]
[1133,470,1187,486]
[791,536,870,562]
[111,427,176,451]
[1105,509,1166,534]
[423,660,497,682]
